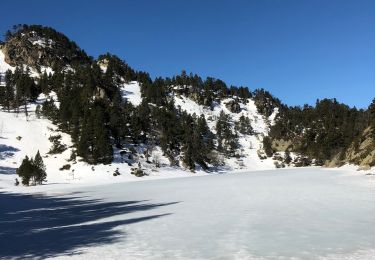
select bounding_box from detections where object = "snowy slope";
[0,51,205,190]
[0,49,294,190]
[0,90,203,191]
[120,81,142,106]
[173,94,278,170]
[0,79,285,190]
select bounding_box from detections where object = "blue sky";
[1,0,374,108]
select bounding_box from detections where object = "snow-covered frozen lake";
[2,168,375,259]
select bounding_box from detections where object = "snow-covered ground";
[1,168,375,259]
[0,77,278,191]
[120,81,142,106]
[0,102,203,192]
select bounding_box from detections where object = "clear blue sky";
[1,0,374,108]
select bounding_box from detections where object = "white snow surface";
[31,38,54,48]
[2,168,375,259]
[0,49,15,74]
[121,81,142,106]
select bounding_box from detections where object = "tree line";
[268,98,372,164]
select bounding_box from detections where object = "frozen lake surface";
[2,168,375,259]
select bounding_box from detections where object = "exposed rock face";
[345,127,375,167]
[321,127,375,168]
[2,28,88,69]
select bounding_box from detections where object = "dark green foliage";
[1,70,15,112]
[98,53,136,84]
[41,99,59,122]
[263,136,274,157]
[17,151,46,186]
[17,156,33,186]
[269,98,369,162]
[33,151,47,184]
[5,24,374,171]
[181,113,215,170]
[368,99,375,132]
[150,100,182,160]
[59,164,71,171]
[77,101,113,164]
[48,134,67,154]
[108,94,132,147]
[38,72,51,94]
[253,89,283,117]
[0,68,39,115]
[166,71,251,107]
[131,100,151,143]
[0,25,257,170]
[141,77,168,106]
[235,115,254,135]
[216,111,239,157]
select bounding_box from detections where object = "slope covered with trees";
[268,98,373,167]
[0,24,374,179]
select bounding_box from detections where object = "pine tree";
[77,108,93,162]
[216,111,239,156]
[92,104,113,164]
[13,68,38,117]
[16,152,47,186]
[17,156,33,186]
[181,114,196,170]
[236,115,253,135]
[38,71,50,94]
[42,98,59,122]
[34,150,47,184]
[263,136,274,157]
[3,70,14,112]
[77,103,113,164]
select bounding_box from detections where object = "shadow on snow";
[0,144,19,160]
[0,191,178,259]
[0,166,17,175]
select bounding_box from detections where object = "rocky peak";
[2,24,89,69]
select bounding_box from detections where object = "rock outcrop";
[345,127,375,167]
[2,25,89,69]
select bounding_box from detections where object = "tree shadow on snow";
[0,191,178,259]
[0,144,19,160]
[0,166,17,175]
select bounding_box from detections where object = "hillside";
[0,24,374,187]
